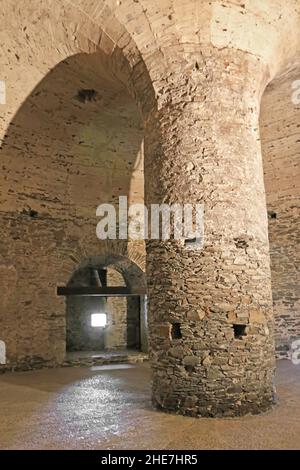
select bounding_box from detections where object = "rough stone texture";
[0,0,299,417]
[145,47,276,417]
[106,269,141,350]
[0,42,146,368]
[261,68,300,359]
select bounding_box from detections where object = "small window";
[233,324,247,339]
[91,313,107,328]
[171,323,182,340]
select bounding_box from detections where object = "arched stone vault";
[73,253,146,289]
[0,0,300,417]
[1,0,300,125]
[0,17,149,367]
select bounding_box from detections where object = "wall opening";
[65,255,147,359]
[171,323,182,340]
[233,324,247,340]
[91,313,107,328]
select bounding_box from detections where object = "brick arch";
[72,253,146,290]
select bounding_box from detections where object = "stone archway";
[65,254,148,358]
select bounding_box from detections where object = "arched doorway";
[62,255,148,364]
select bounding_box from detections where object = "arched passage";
[65,254,147,359]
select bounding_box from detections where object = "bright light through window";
[91,313,107,328]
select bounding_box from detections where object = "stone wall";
[0,0,299,417]
[0,46,145,368]
[261,68,300,358]
[105,269,129,350]
[105,269,141,351]
[106,269,141,350]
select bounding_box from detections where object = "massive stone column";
[145,47,276,417]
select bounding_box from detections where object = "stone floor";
[0,360,299,450]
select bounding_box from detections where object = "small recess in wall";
[75,89,98,103]
[22,207,38,218]
[234,237,249,249]
[233,324,247,339]
[29,209,38,218]
[171,323,182,340]
[268,211,277,220]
